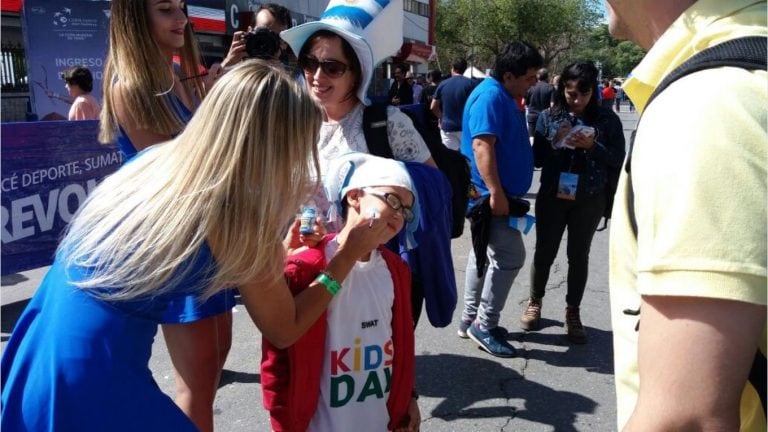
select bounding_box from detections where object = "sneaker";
[565,306,587,344]
[457,319,472,339]
[520,297,542,331]
[468,323,517,358]
[459,320,509,339]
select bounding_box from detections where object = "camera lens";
[245,27,280,60]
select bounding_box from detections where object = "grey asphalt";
[1,106,639,431]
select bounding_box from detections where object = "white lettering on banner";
[1,174,19,192]
[20,162,82,188]
[83,152,121,171]
[2,152,121,192]
[1,179,97,243]
[54,57,104,68]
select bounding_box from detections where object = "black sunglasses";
[299,56,349,78]
[364,189,415,224]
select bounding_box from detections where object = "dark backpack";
[624,36,767,415]
[362,102,471,238]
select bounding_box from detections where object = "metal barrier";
[1,43,28,92]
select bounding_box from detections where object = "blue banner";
[1,121,121,275]
[22,0,111,120]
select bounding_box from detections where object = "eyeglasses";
[363,189,415,223]
[299,56,349,78]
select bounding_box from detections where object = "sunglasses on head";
[299,56,348,78]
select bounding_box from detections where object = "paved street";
[1,107,639,431]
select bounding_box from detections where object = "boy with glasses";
[262,153,421,432]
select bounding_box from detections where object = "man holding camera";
[222,3,292,67]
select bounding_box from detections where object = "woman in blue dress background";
[97,0,229,429]
[1,60,389,431]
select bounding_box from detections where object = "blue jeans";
[462,216,526,329]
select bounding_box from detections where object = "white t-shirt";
[308,240,395,432]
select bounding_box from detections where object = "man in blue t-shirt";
[458,41,542,358]
[431,58,475,150]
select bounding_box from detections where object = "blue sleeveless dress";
[115,91,236,322]
[1,243,223,430]
[115,91,194,161]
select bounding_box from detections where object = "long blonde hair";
[99,0,206,143]
[63,61,322,300]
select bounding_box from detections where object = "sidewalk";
[1,109,641,431]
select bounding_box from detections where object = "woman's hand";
[203,63,224,90]
[566,128,595,150]
[221,31,248,68]
[335,212,391,261]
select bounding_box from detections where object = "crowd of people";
[1,0,765,431]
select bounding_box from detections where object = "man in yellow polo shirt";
[605,0,767,430]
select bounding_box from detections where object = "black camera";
[244,27,281,60]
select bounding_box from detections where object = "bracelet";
[316,271,341,296]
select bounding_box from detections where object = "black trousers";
[530,191,605,307]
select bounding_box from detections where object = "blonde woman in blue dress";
[2,60,388,431]
[97,0,230,429]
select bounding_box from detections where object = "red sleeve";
[382,249,416,431]
[261,243,329,431]
[261,337,291,431]
[261,260,305,431]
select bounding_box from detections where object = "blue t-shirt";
[460,77,533,202]
[434,76,475,132]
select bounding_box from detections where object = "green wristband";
[316,271,341,296]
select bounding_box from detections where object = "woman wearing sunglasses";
[280,1,436,238]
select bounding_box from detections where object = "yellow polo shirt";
[609,0,767,430]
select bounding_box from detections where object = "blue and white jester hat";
[280,0,404,105]
[324,152,421,249]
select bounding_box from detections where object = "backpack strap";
[362,102,394,159]
[626,36,767,234]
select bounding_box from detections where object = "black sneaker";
[468,323,517,358]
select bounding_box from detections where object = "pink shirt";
[68,94,100,120]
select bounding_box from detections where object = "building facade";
[1,0,435,122]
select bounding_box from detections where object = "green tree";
[559,24,645,79]
[610,41,646,77]
[434,0,601,73]
[434,0,520,70]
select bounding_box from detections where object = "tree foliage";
[433,1,644,79]
[556,24,646,78]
